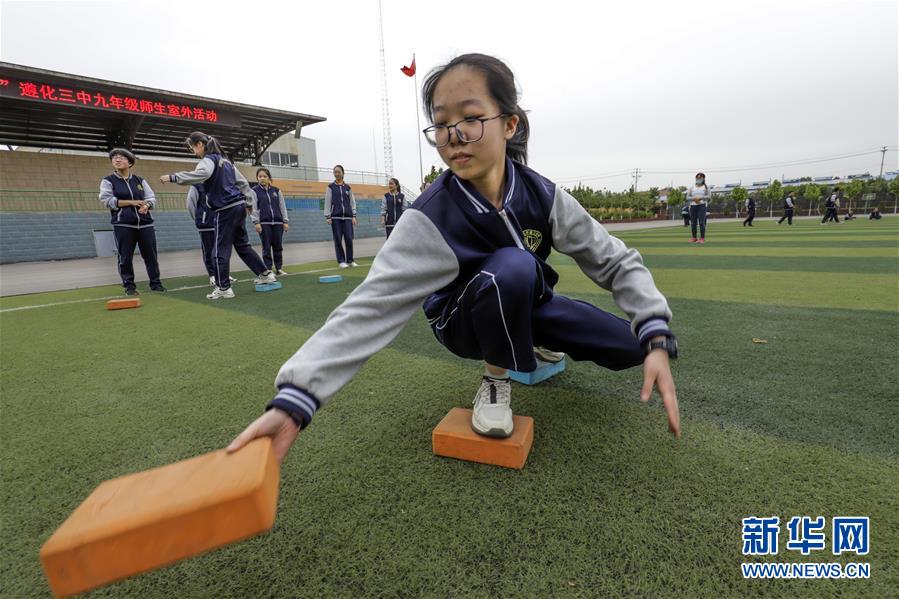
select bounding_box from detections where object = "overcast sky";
[1,0,896,191]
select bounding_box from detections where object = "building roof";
[0,62,325,162]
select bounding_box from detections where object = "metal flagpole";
[413,54,424,188]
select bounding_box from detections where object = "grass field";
[1,217,897,598]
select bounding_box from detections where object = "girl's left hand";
[283,223,289,231]
[158,175,169,184]
[352,217,357,226]
[640,348,681,438]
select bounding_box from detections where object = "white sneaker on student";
[533,346,565,363]
[230,276,237,283]
[471,376,513,438]
[206,287,235,300]
[339,262,349,269]
[253,271,276,285]
[209,276,216,286]
[276,269,288,276]
[350,261,359,267]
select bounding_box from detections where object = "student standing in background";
[778,191,795,225]
[186,183,216,285]
[743,193,757,227]
[252,168,290,276]
[687,172,710,243]
[380,177,407,239]
[822,188,841,224]
[99,148,166,295]
[325,165,357,268]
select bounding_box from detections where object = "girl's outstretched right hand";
[226,409,300,465]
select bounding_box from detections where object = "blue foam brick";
[319,275,344,283]
[255,282,282,292]
[509,358,565,385]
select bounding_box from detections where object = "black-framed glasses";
[422,114,507,148]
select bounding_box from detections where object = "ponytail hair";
[421,53,530,164]
[186,131,227,158]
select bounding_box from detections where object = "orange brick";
[106,298,141,310]
[40,438,280,598]
[432,407,534,469]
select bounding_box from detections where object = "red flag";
[401,57,416,77]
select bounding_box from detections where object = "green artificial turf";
[1,218,897,598]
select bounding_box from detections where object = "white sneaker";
[471,376,513,438]
[339,262,349,269]
[206,287,235,300]
[209,276,216,286]
[350,261,359,267]
[230,276,237,283]
[276,269,288,276]
[533,346,565,363]
[254,271,277,285]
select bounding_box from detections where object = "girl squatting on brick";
[228,53,681,463]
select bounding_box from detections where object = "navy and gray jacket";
[250,184,289,225]
[168,153,254,211]
[268,158,673,429]
[381,192,407,228]
[324,182,356,219]
[99,173,156,228]
[186,185,212,231]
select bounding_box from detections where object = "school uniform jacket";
[168,154,255,211]
[186,185,213,232]
[381,192,407,227]
[324,183,356,220]
[268,158,673,429]
[250,184,289,225]
[99,173,156,228]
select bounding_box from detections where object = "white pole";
[414,55,424,189]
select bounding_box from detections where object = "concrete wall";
[264,135,318,171]
[0,199,385,263]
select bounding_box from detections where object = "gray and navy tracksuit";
[99,173,162,291]
[743,196,756,226]
[778,196,795,225]
[267,158,673,429]
[169,154,267,289]
[250,184,289,271]
[324,182,356,264]
[186,184,215,278]
[380,192,407,239]
[687,185,709,239]
[822,194,840,223]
